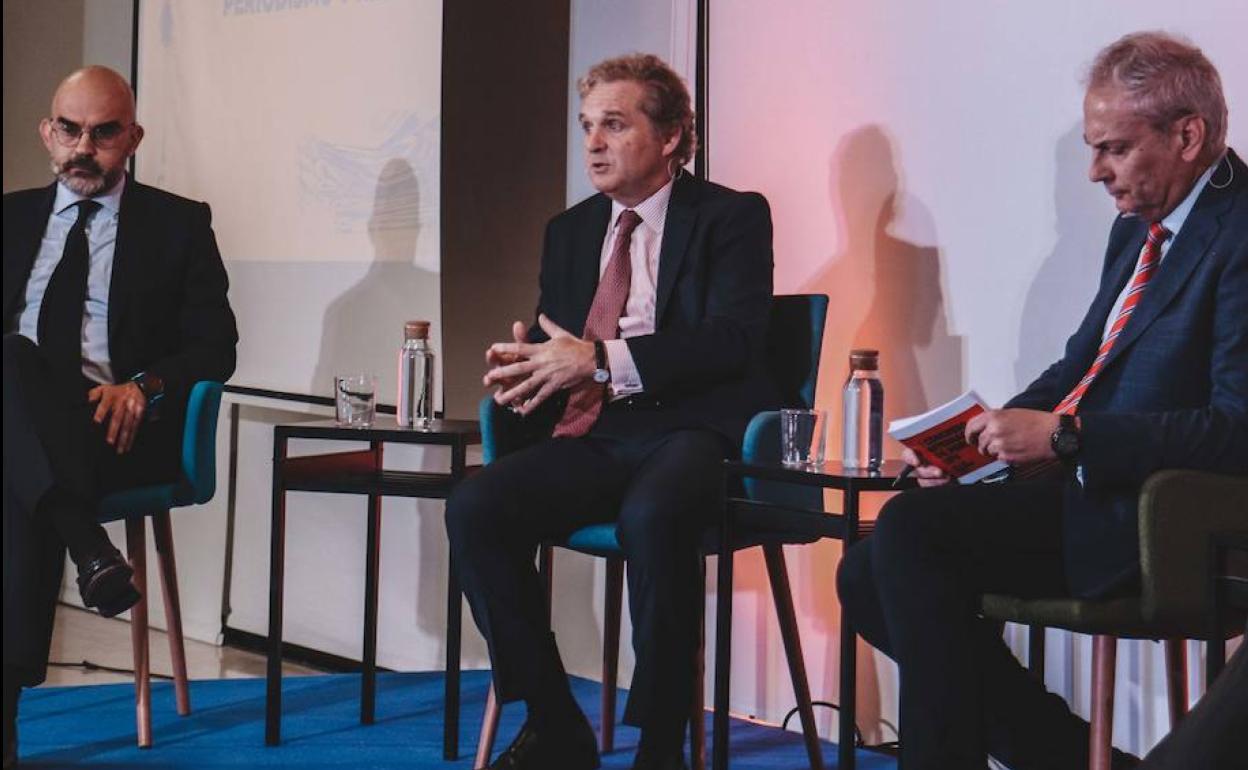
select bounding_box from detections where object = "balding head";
[40,65,143,196]
[52,66,137,122]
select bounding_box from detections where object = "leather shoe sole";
[77,553,140,618]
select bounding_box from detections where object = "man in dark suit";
[837,32,1247,770]
[445,54,774,770]
[3,66,237,767]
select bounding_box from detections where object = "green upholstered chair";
[95,380,225,748]
[980,469,1248,770]
[473,295,830,770]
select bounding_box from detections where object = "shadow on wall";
[1014,123,1109,390]
[793,125,965,742]
[308,160,476,665]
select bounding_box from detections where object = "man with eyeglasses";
[3,66,237,768]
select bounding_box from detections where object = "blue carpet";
[17,671,897,769]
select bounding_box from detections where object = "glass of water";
[781,408,826,468]
[335,374,377,428]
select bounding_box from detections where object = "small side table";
[264,418,480,759]
[712,459,915,770]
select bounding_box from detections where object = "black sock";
[39,489,110,566]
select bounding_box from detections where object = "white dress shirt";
[600,179,674,396]
[15,175,126,384]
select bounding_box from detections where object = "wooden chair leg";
[125,518,152,748]
[1164,639,1188,728]
[601,557,624,753]
[152,510,191,716]
[762,544,824,770]
[690,562,707,770]
[476,684,500,769]
[476,545,553,768]
[1089,635,1116,770]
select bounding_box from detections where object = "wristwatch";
[592,340,611,384]
[130,371,166,410]
[1050,413,1081,463]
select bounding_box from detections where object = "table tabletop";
[274,417,481,444]
[725,457,914,491]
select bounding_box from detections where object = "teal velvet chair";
[473,295,830,770]
[95,380,224,748]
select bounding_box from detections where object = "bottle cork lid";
[849,348,879,370]
[404,320,431,340]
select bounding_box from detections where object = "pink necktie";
[1054,222,1170,415]
[553,209,643,438]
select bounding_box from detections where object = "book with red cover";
[888,390,1008,484]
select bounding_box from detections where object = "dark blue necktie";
[37,199,102,376]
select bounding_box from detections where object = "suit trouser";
[837,479,1138,770]
[1139,619,1248,770]
[2,333,167,687]
[445,413,728,738]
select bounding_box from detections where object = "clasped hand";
[903,408,1059,487]
[88,381,146,454]
[483,314,596,416]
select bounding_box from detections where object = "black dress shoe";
[76,549,140,618]
[489,718,600,770]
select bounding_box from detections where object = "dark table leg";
[839,485,859,770]
[361,490,382,724]
[444,556,462,760]
[265,436,288,746]
[712,494,736,770]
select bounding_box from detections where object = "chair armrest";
[1139,469,1248,627]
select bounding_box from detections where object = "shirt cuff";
[604,338,644,396]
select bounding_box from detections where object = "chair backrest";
[741,295,829,508]
[181,381,225,504]
[766,294,829,409]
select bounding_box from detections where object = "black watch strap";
[593,340,607,370]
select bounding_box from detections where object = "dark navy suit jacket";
[1006,149,1248,598]
[521,173,778,448]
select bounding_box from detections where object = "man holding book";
[837,31,1247,770]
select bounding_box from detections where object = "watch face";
[593,369,610,384]
[1055,431,1080,459]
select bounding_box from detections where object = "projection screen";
[136,0,443,405]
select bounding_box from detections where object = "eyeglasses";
[48,118,134,149]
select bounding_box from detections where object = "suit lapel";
[107,177,145,344]
[1101,155,1239,373]
[654,174,698,325]
[3,184,57,319]
[568,194,611,334]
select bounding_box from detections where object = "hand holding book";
[889,391,1063,485]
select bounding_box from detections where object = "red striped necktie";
[1053,221,1170,416]
[553,209,643,438]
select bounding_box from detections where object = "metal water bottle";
[397,320,434,428]
[841,349,884,470]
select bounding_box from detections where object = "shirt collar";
[610,177,675,235]
[54,172,126,218]
[1160,154,1222,238]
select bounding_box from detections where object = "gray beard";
[50,159,121,197]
